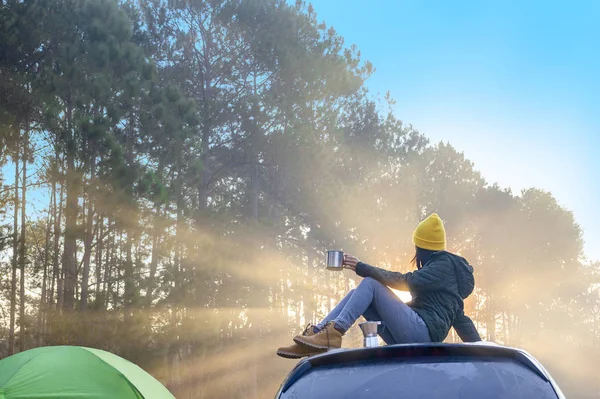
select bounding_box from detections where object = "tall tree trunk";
[146,208,161,307]
[197,39,213,216]
[168,166,184,390]
[174,160,183,295]
[63,103,77,311]
[123,114,136,320]
[147,157,165,306]
[115,230,123,311]
[9,130,19,355]
[38,199,52,345]
[304,250,314,325]
[502,310,508,344]
[124,229,134,321]
[102,219,112,310]
[281,268,287,319]
[95,213,103,304]
[49,168,57,307]
[248,160,259,220]
[80,153,95,311]
[486,295,496,341]
[248,70,260,220]
[55,175,65,310]
[19,127,28,351]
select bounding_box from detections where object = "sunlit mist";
[1,0,599,398]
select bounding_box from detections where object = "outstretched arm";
[351,260,448,292]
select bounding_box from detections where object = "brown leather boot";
[277,324,325,359]
[293,322,342,350]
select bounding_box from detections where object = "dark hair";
[411,247,436,270]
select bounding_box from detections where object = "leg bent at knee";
[359,276,381,288]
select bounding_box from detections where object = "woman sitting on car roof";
[277,213,482,359]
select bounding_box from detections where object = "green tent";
[0,346,175,399]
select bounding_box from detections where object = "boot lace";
[302,323,315,336]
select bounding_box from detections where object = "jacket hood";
[435,251,475,299]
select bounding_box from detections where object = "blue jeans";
[315,277,431,344]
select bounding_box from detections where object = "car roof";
[277,342,565,398]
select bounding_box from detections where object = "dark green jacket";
[355,251,481,343]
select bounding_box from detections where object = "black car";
[275,342,566,399]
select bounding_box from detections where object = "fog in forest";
[1,0,599,398]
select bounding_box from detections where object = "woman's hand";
[343,254,360,272]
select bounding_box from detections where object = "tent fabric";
[0,346,174,399]
[82,348,174,399]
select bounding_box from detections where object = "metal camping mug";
[326,250,344,271]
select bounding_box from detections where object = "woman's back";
[408,251,477,341]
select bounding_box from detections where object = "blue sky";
[308,0,600,261]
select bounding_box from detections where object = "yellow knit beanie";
[412,213,446,251]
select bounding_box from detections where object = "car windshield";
[280,357,559,399]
